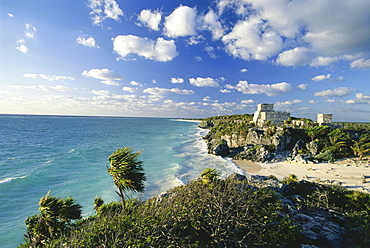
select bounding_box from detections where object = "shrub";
[49,179,299,247]
[282,174,298,185]
[315,149,336,162]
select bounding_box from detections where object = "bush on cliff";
[26,178,299,247]
[21,173,370,247]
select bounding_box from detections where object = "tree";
[323,128,353,158]
[351,133,370,159]
[201,168,219,184]
[94,196,104,212]
[306,125,331,141]
[108,147,146,210]
[24,191,82,247]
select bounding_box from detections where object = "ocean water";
[0,115,244,247]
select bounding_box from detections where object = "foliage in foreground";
[24,179,298,247]
[22,191,82,247]
[107,147,146,210]
[21,174,370,247]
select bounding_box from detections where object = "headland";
[200,103,370,192]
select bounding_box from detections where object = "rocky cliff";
[200,118,309,162]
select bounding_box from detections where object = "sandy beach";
[234,158,370,192]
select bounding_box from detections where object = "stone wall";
[317,114,332,124]
[253,103,290,126]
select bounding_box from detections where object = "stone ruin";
[253,103,290,126]
[252,103,334,127]
[317,114,332,125]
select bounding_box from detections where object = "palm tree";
[38,191,82,234]
[25,191,82,246]
[108,147,146,210]
[351,133,370,160]
[201,168,219,184]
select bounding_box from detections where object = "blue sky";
[1,0,370,121]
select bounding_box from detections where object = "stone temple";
[317,114,332,125]
[253,103,290,126]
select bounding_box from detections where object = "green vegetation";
[285,175,370,245]
[342,122,370,132]
[305,126,368,161]
[107,147,146,210]
[22,191,82,247]
[21,171,370,247]
[202,113,370,162]
[22,176,300,247]
[281,174,298,185]
[20,116,370,246]
[200,168,219,184]
[202,114,254,139]
[351,132,370,159]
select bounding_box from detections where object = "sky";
[1,0,370,121]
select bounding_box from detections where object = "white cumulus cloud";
[122,87,137,93]
[276,47,312,66]
[233,81,293,96]
[314,87,355,98]
[222,17,283,60]
[76,36,99,48]
[241,99,254,104]
[350,58,370,70]
[311,74,331,82]
[171,78,184,84]
[137,9,162,31]
[311,56,339,67]
[112,35,178,62]
[203,96,212,101]
[276,99,302,107]
[88,0,123,26]
[218,0,370,67]
[82,68,124,86]
[164,5,197,38]
[356,93,370,100]
[16,39,28,53]
[130,81,142,86]
[220,89,231,93]
[143,87,194,96]
[297,84,307,90]
[189,77,219,87]
[201,9,224,40]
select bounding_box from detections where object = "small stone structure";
[317,114,332,125]
[253,103,290,126]
[292,120,306,126]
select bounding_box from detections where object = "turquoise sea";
[0,115,244,247]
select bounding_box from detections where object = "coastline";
[233,158,370,192]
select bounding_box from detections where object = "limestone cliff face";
[202,124,307,161]
[220,128,296,152]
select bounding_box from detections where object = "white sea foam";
[0,175,27,184]
[0,178,14,184]
[172,119,202,123]
[44,159,54,164]
[224,158,247,176]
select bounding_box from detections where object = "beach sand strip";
[234,158,370,192]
